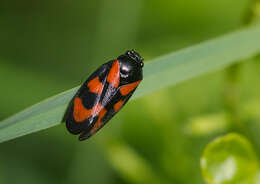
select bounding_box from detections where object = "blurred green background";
[1,0,260,184]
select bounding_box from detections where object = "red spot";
[87,77,104,94]
[89,108,107,134]
[120,81,141,96]
[73,97,103,122]
[107,60,120,87]
[114,100,124,112]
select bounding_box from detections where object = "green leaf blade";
[1,25,260,143]
[136,24,260,98]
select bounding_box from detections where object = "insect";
[63,50,144,141]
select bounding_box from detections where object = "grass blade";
[1,25,260,143]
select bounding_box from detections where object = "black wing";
[64,61,113,135]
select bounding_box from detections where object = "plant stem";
[243,0,260,24]
[224,64,243,132]
[224,0,260,133]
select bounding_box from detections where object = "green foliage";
[1,0,260,184]
[201,133,259,184]
[102,139,171,184]
[185,113,228,136]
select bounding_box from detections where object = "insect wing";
[78,60,121,140]
[79,78,141,141]
[64,62,112,135]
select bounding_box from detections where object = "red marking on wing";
[120,81,141,96]
[114,100,124,112]
[87,77,104,94]
[89,108,107,134]
[73,97,103,122]
[107,60,120,87]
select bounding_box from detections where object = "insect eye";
[120,64,131,75]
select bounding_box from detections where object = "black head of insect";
[117,50,144,85]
